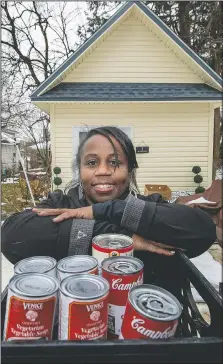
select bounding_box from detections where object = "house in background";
[31,1,222,193]
[1,129,20,175]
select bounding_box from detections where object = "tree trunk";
[212,108,221,180]
[211,1,222,179]
[178,1,191,45]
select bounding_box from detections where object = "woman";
[2,126,216,291]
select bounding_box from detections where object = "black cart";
[1,252,223,363]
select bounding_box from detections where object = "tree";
[1,1,82,179]
[76,1,121,44]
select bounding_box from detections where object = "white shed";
[31,1,222,193]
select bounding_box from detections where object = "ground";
[209,243,222,264]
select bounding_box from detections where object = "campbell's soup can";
[102,256,143,339]
[119,284,182,340]
[92,234,133,270]
[3,273,59,341]
[59,274,109,340]
[14,256,57,277]
[56,255,98,282]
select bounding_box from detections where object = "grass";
[1,183,35,219]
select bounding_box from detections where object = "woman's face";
[80,134,130,204]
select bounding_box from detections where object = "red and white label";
[102,269,143,338]
[59,294,109,340]
[119,299,178,340]
[92,243,133,266]
[4,295,56,341]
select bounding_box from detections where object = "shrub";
[53,176,62,186]
[192,166,201,174]
[53,167,61,175]
[53,166,62,191]
[195,186,206,194]
[18,177,49,201]
[194,175,203,184]
[192,165,205,194]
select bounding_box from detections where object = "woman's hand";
[132,234,185,257]
[32,206,93,222]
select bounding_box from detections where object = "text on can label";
[131,316,178,339]
[5,296,56,341]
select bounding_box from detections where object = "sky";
[2,1,122,141]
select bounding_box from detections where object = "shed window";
[73,126,132,158]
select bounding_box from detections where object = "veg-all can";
[92,234,133,269]
[119,284,182,340]
[3,273,59,341]
[59,274,109,340]
[56,255,98,282]
[102,256,143,339]
[14,256,57,277]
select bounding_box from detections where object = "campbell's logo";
[112,275,143,290]
[131,316,178,339]
[23,302,43,310]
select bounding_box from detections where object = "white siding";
[63,16,202,83]
[51,103,211,194]
[1,144,20,172]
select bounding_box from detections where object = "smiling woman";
[1,127,216,276]
[80,134,130,204]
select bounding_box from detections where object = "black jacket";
[1,186,216,265]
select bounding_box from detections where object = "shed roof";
[31,1,222,101]
[32,83,223,102]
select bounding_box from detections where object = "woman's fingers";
[32,208,67,216]
[53,211,72,222]
[32,207,93,221]
[146,243,175,256]
[132,234,175,256]
[153,241,186,252]
[53,207,93,222]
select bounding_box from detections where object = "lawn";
[1,183,34,219]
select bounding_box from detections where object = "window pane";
[79,132,87,144]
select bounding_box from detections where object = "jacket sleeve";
[1,192,133,264]
[92,197,216,258]
[1,192,73,264]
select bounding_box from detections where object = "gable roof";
[31,1,222,100]
[31,83,223,102]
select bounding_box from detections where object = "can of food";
[119,284,182,340]
[14,256,57,277]
[59,274,109,340]
[56,255,98,282]
[101,256,143,339]
[92,234,133,268]
[3,273,59,341]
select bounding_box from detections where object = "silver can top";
[102,256,143,275]
[129,284,182,321]
[57,255,98,274]
[14,256,56,275]
[92,234,133,249]
[60,274,109,300]
[9,273,59,297]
